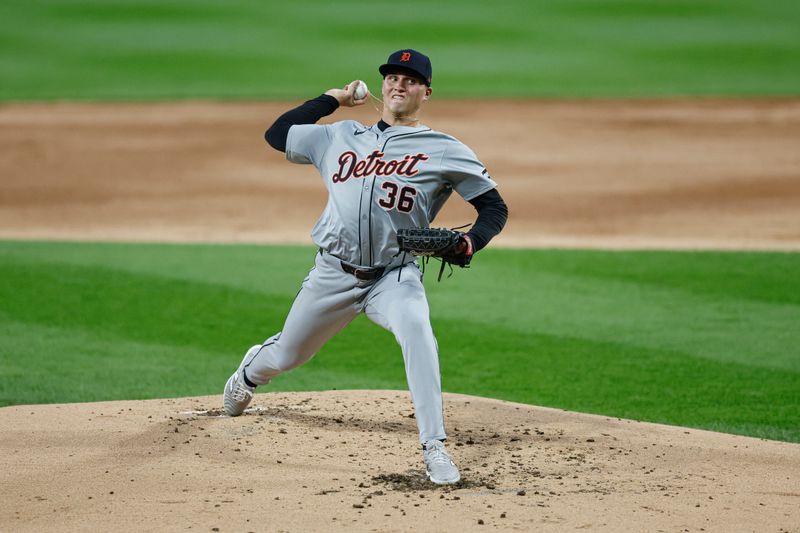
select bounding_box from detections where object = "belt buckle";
[339,259,383,281]
[353,268,373,281]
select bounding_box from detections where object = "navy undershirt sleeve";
[466,188,508,252]
[265,94,340,152]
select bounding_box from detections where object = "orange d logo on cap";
[379,49,433,86]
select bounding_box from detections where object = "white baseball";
[354,80,368,100]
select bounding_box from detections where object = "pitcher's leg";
[243,254,360,385]
[224,253,360,416]
[365,266,446,443]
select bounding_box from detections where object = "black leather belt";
[318,249,386,281]
[340,261,385,281]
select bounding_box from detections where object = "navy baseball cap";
[379,49,432,86]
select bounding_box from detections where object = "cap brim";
[378,64,430,86]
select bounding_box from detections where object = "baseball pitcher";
[223,49,508,485]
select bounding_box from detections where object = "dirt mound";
[1,390,798,532]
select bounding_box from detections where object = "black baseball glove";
[396,227,474,280]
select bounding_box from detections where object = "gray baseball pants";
[240,250,447,443]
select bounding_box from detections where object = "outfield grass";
[1,241,798,442]
[1,0,798,100]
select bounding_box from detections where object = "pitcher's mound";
[1,390,798,532]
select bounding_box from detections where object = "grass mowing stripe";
[434,319,800,442]
[507,249,800,305]
[434,251,800,372]
[0,319,407,406]
[0,259,292,353]
[0,241,319,295]
[1,241,798,442]
[0,320,233,405]
[1,0,798,99]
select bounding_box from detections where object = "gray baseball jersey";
[286,120,497,267]
[229,117,498,445]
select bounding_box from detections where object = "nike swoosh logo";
[354,130,367,136]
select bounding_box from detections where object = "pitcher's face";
[382,72,432,116]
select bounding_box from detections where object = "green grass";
[0,0,798,100]
[1,241,798,443]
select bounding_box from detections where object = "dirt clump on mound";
[1,391,798,532]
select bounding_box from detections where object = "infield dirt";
[1,100,799,532]
[1,99,799,249]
